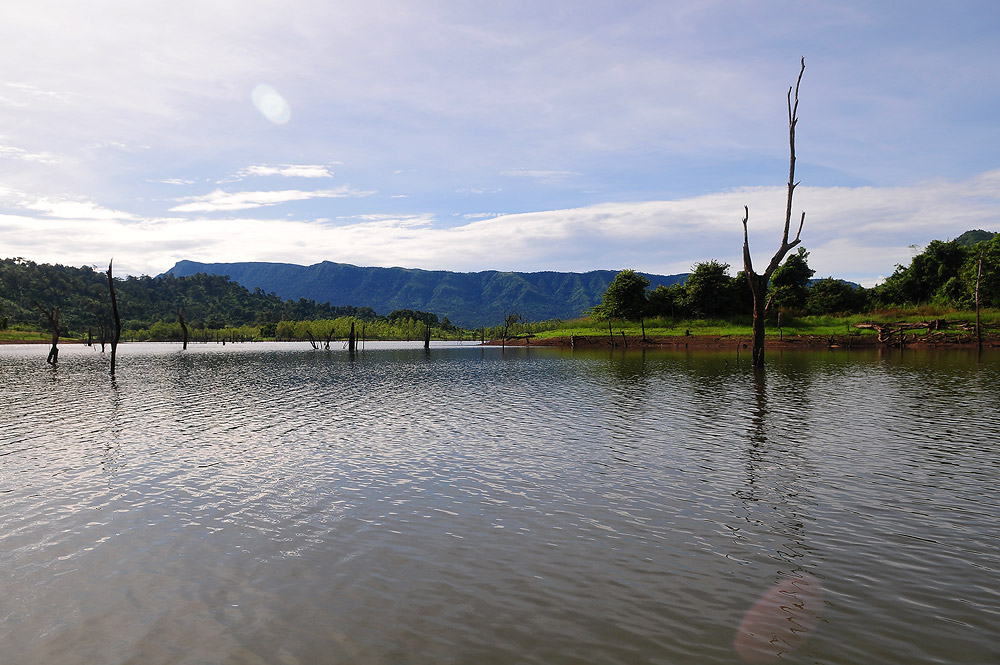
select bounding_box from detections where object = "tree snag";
[34,302,60,364]
[107,260,122,376]
[976,252,983,353]
[742,57,806,369]
[179,305,189,350]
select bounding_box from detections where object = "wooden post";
[621,330,627,348]
[424,323,430,350]
[349,321,356,353]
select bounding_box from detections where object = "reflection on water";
[2,342,999,664]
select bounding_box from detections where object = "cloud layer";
[3,169,998,286]
[0,2,998,287]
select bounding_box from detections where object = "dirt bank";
[484,333,1000,350]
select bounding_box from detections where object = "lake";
[1,341,998,664]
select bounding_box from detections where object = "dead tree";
[741,57,806,369]
[107,260,122,376]
[179,306,189,350]
[35,302,60,364]
[501,311,521,350]
[976,252,983,353]
[92,302,110,352]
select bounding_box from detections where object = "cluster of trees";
[868,231,1000,309]
[0,258,449,340]
[595,230,999,326]
[275,316,464,342]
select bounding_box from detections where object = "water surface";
[2,342,998,664]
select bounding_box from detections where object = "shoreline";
[483,333,1000,350]
[4,333,997,350]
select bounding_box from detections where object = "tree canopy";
[593,269,650,322]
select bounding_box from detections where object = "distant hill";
[164,260,688,328]
[953,229,997,247]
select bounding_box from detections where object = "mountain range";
[164,261,687,328]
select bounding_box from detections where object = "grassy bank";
[521,307,1000,344]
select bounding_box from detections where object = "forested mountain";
[165,260,687,328]
[0,258,375,336]
[5,227,997,338]
[953,229,997,247]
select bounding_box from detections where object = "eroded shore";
[484,333,999,350]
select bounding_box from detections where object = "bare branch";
[741,58,807,369]
[794,211,806,243]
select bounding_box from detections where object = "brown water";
[1,342,998,664]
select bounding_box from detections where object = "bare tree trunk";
[179,306,188,350]
[741,58,806,370]
[35,302,59,364]
[107,260,122,376]
[93,304,109,352]
[976,253,983,353]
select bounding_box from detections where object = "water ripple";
[1,344,999,663]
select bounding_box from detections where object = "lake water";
[1,341,998,664]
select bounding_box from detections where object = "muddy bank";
[484,333,999,350]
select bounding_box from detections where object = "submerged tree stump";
[107,260,122,376]
[34,302,59,365]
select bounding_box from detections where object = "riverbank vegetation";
[546,230,1000,345]
[2,229,997,345]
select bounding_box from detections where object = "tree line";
[0,258,446,339]
[595,230,999,326]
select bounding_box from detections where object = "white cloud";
[501,169,581,183]
[14,195,136,220]
[171,186,375,212]
[4,170,998,287]
[234,164,338,179]
[0,142,57,164]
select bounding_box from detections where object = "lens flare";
[734,573,824,663]
[251,84,291,125]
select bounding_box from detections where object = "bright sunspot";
[252,84,291,125]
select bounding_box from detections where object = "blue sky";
[1,1,999,286]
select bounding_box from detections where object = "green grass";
[0,328,52,342]
[527,308,1000,340]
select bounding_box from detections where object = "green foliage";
[870,240,970,306]
[387,309,439,326]
[593,269,650,322]
[647,283,687,320]
[805,278,867,315]
[769,247,815,310]
[953,229,997,247]
[168,260,687,328]
[0,258,397,337]
[683,260,734,317]
[955,235,1000,308]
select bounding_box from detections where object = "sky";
[1,1,999,286]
